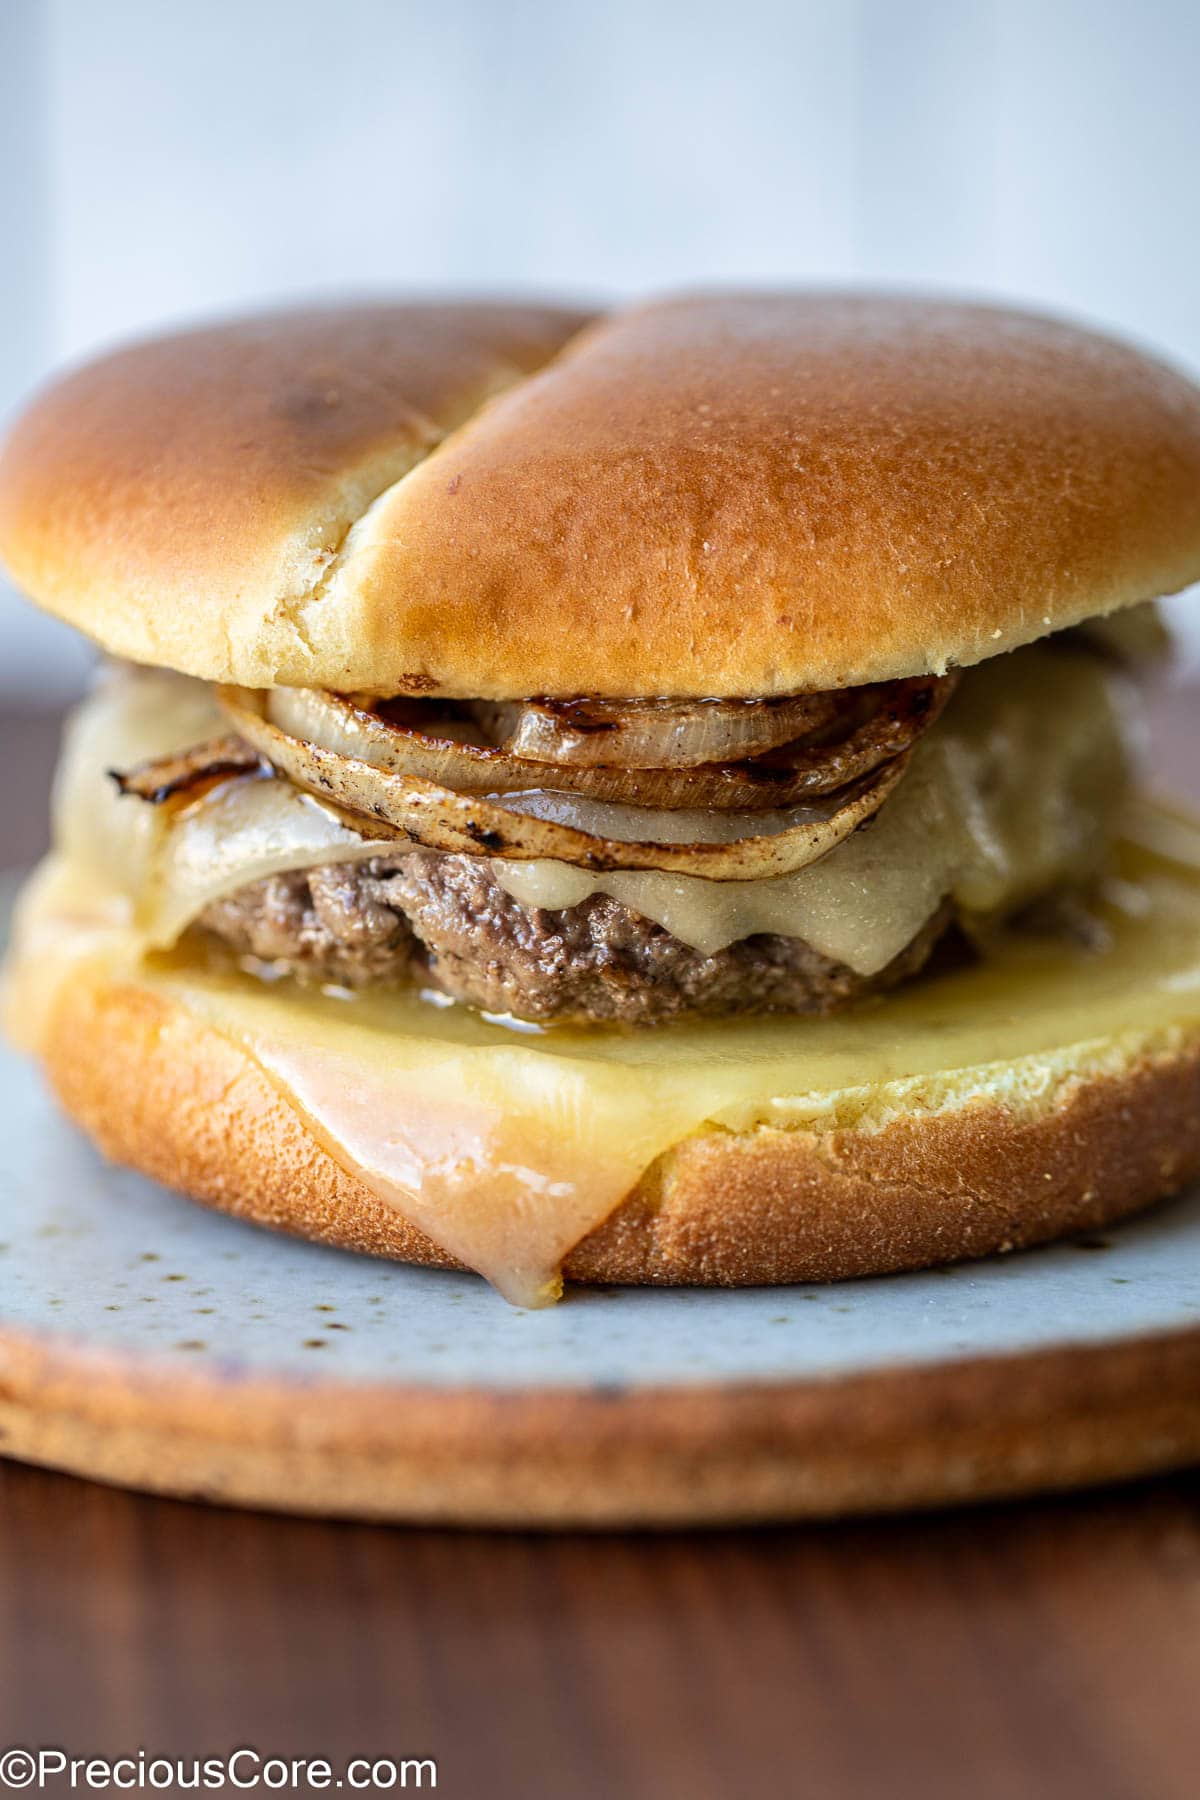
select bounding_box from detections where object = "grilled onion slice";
[477,691,848,768]
[218,687,913,880]
[242,675,953,810]
[110,735,264,806]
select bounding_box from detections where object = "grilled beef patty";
[199,852,952,1026]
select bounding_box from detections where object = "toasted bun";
[33,967,1200,1289]
[3,294,1200,697]
[0,300,592,691]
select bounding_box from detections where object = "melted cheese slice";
[8,811,1200,1305]
[492,644,1132,969]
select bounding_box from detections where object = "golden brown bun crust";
[38,971,1200,1289]
[0,301,592,690]
[3,293,1200,697]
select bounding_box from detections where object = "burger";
[3,292,1200,1307]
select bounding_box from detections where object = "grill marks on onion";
[109,735,266,808]
[202,678,948,881]
[241,673,956,812]
[116,676,951,882]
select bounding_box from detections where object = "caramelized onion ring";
[244,675,953,810]
[478,691,847,768]
[218,688,912,880]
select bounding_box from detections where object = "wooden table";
[2,687,1199,1800]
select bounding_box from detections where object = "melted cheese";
[493,646,1133,969]
[53,666,402,947]
[7,813,1200,1305]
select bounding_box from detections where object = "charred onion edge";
[110,735,266,806]
[216,688,914,880]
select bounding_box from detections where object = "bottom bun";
[11,812,1200,1302]
[37,967,1200,1290]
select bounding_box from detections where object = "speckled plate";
[4,878,1200,1525]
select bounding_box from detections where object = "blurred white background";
[3,0,1200,690]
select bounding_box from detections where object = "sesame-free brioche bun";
[27,959,1200,1290]
[3,293,1200,698]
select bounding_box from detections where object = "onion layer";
[111,735,265,807]
[476,692,848,767]
[217,688,912,880]
[250,676,953,810]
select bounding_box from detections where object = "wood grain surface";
[2,1459,1200,1799]
[1,680,1198,1798]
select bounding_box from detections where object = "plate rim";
[3,1316,1200,1525]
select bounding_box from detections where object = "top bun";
[3,292,1200,698]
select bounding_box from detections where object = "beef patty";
[199,853,952,1026]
